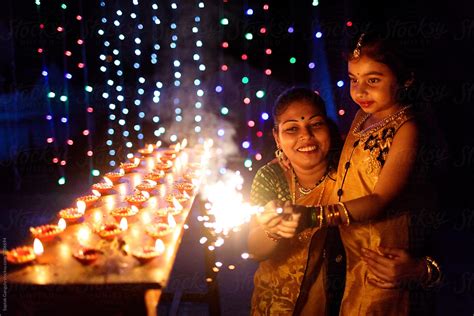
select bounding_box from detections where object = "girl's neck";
[367,104,403,124]
[292,162,328,188]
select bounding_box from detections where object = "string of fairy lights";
[36,0,95,185]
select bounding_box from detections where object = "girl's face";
[348,55,402,119]
[273,101,331,171]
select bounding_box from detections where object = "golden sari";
[250,162,338,315]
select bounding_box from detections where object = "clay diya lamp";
[92,182,114,195]
[128,155,142,164]
[124,192,149,208]
[135,180,157,193]
[144,171,165,182]
[97,223,122,240]
[183,170,201,182]
[138,144,155,156]
[110,206,139,222]
[131,245,163,264]
[5,246,37,265]
[145,223,173,238]
[104,171,124,184]
[166,192,190,207]
[120,161,139,173]
[72,247,103,265]
[154,161,173,173]
[173,181,195,195]
[58,207,84,223]
[153,206,183,217]
[76,195,99,209]
[161,149,178,160]
[30,222,65,242]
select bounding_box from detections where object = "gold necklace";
[294,172,328,196]
[291,169,328,204]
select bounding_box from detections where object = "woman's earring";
[275,148,283,161]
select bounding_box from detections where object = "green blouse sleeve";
[250,163,291,207]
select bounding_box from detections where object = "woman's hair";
[272,87,342,169]
[272,87,327,127]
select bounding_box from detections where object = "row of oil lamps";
[4,140,210,266]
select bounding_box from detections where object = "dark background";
[0,0,473,314]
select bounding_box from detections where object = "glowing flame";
[182,190,190,199]
[33,238,44,256]
[93,211,102,223]
[155,140,162,148]
[120,218,128,231]
[119,168,125,175]
[171,197,183,211]
[141,212,151,225]
[58,218,67,231]
[175,142,181,152]
[134,157,141,165]
[103,177,113,186]
[131,205,139,213]
[141,191,150,200]
[77,226,91,244]
[145,179,157,186]
[167,213,177,228]
[76,201,86,214]
[147,144,154,153]
[201,171,259,235]
[92,190,101,197]
[181,138,188,149]
[155,239,165,254]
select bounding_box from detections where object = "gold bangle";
[318,206,323,228]
[337,202,351,226]
[264,230,281,242]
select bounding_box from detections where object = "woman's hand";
[256,200,301,238]
[361,246,426,289]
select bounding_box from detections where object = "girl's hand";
[361,246,426,289]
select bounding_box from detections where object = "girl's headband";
[352,33,365,58]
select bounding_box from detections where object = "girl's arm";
[342,120,419,222]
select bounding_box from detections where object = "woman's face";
[273,101,331,171]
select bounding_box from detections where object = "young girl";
[296,32,441,315]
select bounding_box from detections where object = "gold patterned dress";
[250,162,338,316]
[336,106,422,315]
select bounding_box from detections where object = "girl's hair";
[272,87,327,127]
[348,31,414,86]
[272,87,342,169]
[348,30,416,104]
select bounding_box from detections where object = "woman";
[248,87,343,315]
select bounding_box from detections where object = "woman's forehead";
[280,101,323,119]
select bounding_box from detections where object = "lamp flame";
[103,177,113,186]
[155,140,162,148]
[147,144,154,153]
[155,239,165,254]
[77,226,91,244]
[181,138,188,149]
[120,218,128,231]
[167,213,177,228]
[33,238,44,256]
[76,201,86,214]
[141,191,150,199]
[92,190,101,197]
[171,197,183,211]
[134,157,140,165]
[119,168,125,175]
[58,218,67,230]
